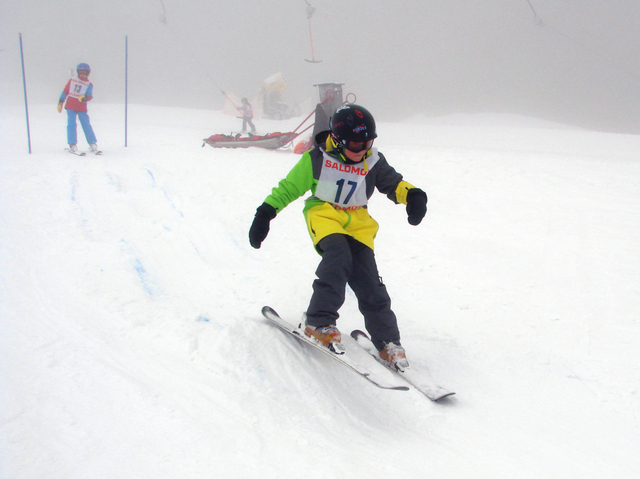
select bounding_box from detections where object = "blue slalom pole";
[19,33,32,154]
[125,35,128,147]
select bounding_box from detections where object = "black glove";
[406,188,427,225]
[249,202,277,249]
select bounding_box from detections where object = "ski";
[350,330,455,401]
[89,149,103,155]
[65,148,86,156]
[261,306,409,391]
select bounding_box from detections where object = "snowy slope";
[1,104,639,478]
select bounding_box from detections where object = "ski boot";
[379,342,410,372]
[304,323,345,355]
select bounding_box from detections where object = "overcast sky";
[2,0,639,133]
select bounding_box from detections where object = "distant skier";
[237,97,256,134]
[57,63,100,154]
[248,104,428,371]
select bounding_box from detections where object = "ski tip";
[433,391,456,402]
[262,305,277,316]
[350,329,369,341]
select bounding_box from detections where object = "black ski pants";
[305,233,400,350]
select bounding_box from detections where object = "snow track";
[1,104,639,478]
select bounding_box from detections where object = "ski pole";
[125,35,128,147]
[19,33,32,154]
[221,90,239,109]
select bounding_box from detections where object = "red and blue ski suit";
[59,77,97,145]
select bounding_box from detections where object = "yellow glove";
[57,102,63,113]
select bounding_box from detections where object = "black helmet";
[330,104,377,146]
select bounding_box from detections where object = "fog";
[2,0,639,133]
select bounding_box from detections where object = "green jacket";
[264,132,414,216]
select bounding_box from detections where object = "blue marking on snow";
[145,167,185,218]
[70,172,79,202]
[145,168,157,186]
[189,239,201,256]
[120,239,162,297]
[131,257,152,294]
[70,173,91,231]
[106,173,119,188]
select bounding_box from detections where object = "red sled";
[202,131,298,150]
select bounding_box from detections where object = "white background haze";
[1,0,640,132]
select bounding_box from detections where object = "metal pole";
[125,35,128,147]
[19,33,32,154]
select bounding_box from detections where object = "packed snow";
[1,102,639,478]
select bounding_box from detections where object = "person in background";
[248,104,428,371]
[58,63,99,154]
[238,97,256,134]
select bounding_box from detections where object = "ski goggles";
[344,139,374,152]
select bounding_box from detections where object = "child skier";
[237,97,256,134]
[249,104,428,371]
[57,63,100,154]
